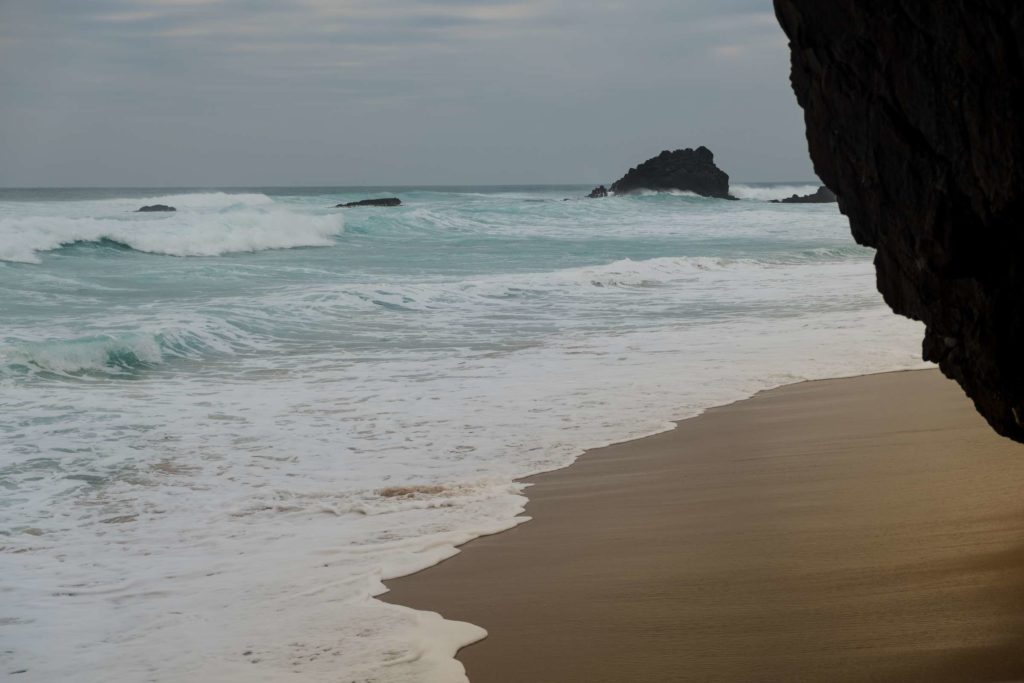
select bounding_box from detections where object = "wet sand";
[383,370,1024,682]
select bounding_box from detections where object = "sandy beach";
[384,370,1024,682]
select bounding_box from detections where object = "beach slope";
[384,370,1024,682]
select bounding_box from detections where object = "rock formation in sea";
[335,198,402,208]
[137,204,176,212]
[609,147,734,199]
[588,185,608,198]
[775,2,1024,441]
[771,185,836,204]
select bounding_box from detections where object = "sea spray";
[730,183,823,201]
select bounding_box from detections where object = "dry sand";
[383,370,1024,682]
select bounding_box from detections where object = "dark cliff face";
[610,147,733,198]
[774,1,1024,441]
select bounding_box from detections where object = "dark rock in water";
[137,204,176,212]
[775,1,1024,441]
[770,185,837,204]
[609,147,734,199]
[335,197,401,208]
[587,185,608,198]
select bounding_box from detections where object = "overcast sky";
[0,0,815,187]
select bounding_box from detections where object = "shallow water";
[0,185,926,681]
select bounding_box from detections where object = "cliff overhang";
[775,1,1024,441]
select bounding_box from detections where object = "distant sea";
[0,185,927,682]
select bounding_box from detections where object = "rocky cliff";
[610,147,733,198]
[774,1,1024,441]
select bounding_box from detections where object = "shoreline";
[383,369,1024,682]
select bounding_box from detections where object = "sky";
[0,0,816,187]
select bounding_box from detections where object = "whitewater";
[0,185,928,682]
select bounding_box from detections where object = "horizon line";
[0,180,821,191]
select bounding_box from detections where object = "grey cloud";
[0,0,813,186]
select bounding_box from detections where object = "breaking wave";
[0,322,252,377]
[731,184,823,201]
[0,200,344,264]
[624,188,705,198]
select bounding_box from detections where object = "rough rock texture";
[587,185,608,198]
[774,1,1024,441]
[771,185,837,204]
[610,147,734,199]
[335,197,401,207]
[137,204,176,212]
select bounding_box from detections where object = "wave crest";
[0,209,345,264]
[0,322,248,376]
[731,184,823,201]
[2,334,164,376]
[623,188,704,198]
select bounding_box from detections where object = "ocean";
[0,185,927,682]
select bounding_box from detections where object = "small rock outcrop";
[609,147,734,199]
[335,197,401,208]
[137,204,176,212]
[770,185,837,204]
[587,185,608,198]
[775,1,1024,441]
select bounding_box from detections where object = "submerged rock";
[609,147,734,199]
[136,204,176,212]
[775,1,1024,441]
[770,185,837,204]
[335,197,401,208]
[587,185,608,198]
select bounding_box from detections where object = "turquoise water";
[0,185,926,682]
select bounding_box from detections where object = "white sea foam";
[0,319,251,376]
[0,196,343,263]
[0,212,344,263]
[256,256,871,323]
[731,183,823,201]
[0,188,930,683]
[0,333,166,375]
[624,188,704,197]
